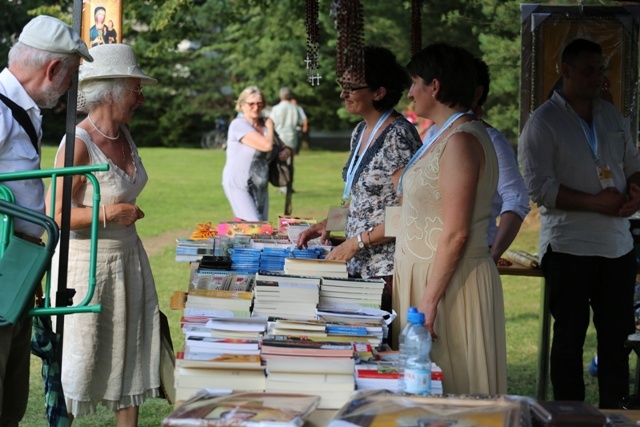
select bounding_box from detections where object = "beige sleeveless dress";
[51,127,161,416]
[392,121,507,395]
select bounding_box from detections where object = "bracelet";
[366,226,374,247]
[102,205,107,229]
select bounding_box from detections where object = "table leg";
[537,277,551,400]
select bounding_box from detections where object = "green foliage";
[0,0,632,148]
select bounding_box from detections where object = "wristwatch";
[356,233,365,249]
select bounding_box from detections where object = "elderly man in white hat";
[0,15,92,427]
[47,43,160,427]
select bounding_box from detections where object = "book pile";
[185,274,255,318]
[284,258,348,278]
[319,312,385,347]
[268,318,327,338]
[189,270,253,293]
[318,309,390,345]
[319,277,385,311]
[354,362,444,394]
[262,344,356,410]
[253,272,320,320]
[229,247,262,273]
[175,238,214,262]
[174,352,266,403]
[258,247,323,272]
[163,391,320,427]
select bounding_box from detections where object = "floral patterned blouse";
[341,114,422,278]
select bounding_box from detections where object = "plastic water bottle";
[397,307,419,393]
[398,307,432,395]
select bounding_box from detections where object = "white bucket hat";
[79,44,157,85]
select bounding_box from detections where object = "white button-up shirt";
[0,68,45,238]
[518,91,640,259]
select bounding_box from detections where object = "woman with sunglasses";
[297,46,421,316]
[222,86,289,221]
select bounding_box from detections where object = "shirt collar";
[0,68,41,116]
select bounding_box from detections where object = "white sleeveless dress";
[51,127,161,416]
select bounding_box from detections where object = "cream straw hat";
[79,44,157,85]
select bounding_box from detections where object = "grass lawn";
[19,145,617,426]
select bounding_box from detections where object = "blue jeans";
[542,246,636,408]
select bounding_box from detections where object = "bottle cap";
[407,307,423,324]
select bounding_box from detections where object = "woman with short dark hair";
[393,43,507,395]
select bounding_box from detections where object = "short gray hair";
[78,78,134,112]
[279,87,292,100]
[9,41,78,72]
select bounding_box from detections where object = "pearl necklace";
[88,114,120,140]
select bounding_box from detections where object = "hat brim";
[80,74,158,85]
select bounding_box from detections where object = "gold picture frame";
[81,0,122,49]
[520,5,640,135]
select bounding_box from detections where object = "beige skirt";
[393,255,507,395]
[55,235,161,416]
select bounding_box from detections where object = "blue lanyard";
[398,111,467,195]
[342,110,393,203]
[579,118,599,162]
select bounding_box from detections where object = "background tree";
[0,0,626,147]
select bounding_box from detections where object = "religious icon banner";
[81,0,122,49]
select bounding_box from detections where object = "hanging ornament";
[411,0,424,56]
[332,0,365,85]
[305,0,321,86]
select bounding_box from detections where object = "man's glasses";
[337,81,370,95]
[129,87,144,95]
[244,102,265,108]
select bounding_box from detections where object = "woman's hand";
[107,203,144,227]
[297,220,330,248]
[324,237,359,262]
[418,297,438,340]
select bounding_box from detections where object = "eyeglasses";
[244,102,265,108]
[129,87,144,95]
[337,81,370,95]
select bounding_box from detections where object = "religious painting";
[81,0,122,49]
[520,5,640,134]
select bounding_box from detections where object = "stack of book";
[262,347,356,410]
[175,238,214,262]
[174,352,266,403]
[185,289,252,319]
[184,336,261,357]
[284,258,348,278]
[189,270,253,293]
[229,247,262,273]
[354,362,444,394]
[253,272,320,320]
[205,317,267,340]
[318,310,389,346]
[319,277,385,310]
[268,318,327,338]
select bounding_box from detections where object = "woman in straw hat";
[47,43,160,426]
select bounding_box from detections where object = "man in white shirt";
[519,38,640,408]
[423,58,530,261]
[0,15,92,426]
[270,87,303,195]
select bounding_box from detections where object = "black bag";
[269,134,292,187]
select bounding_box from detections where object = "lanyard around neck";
[342,110,393,203]
[398,111,467,195]
[579,117,599,162]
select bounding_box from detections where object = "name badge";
[326,206,348,231]
[384,206,402,237]
[597,165,615,189]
